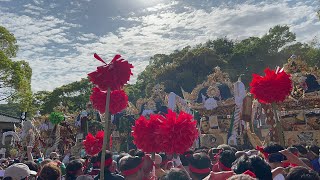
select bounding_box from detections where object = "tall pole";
[100,87,111,180]
[271,103,285,147]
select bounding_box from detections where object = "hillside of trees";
[1,25,320,115]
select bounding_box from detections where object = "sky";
[0,0,319,92]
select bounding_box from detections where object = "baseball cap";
[4,163,37,180]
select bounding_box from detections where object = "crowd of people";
[0,143,319,180]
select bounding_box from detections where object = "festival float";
[180,66,255,148]
[252,55,320,147]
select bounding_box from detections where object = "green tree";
[36,78,93,114]
[0,26,32,112]
[130,25,310,99]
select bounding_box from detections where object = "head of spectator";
[3,163,37,180]
[286,166,320,180]
[188,152,211,180]
[160,168,190,180]
[65,159,84,180]
[38,163,61,180]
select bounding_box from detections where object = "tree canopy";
[0,26,32,113]
[128,25,319,100]
[3,25,319,116]
[33,78,93,114]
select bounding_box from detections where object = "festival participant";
[119,154,155,180]
[188,153,211,180]
[24,161,40,173]
[292,145,308,158]
[227,174,256,180]
[164,161,174,172]
[286,166,320,180]
[3,163,37,180]
[116,153,129,169]
[65,160,84,180]
[159,153,168,169]
[212,150,236,172]
[38,162,62,180]
[87,156,100,177]
[110,160,118,174]
[50,152,61,160]
[154,154,166,179]
[76,175,94,180]
[232,155,272,180]
[307,145,320,173]
[288,147,299,157]
[263,143,286,169]
[93,150,124,180]
[119,156,145,180]
[160,168,190,180]
[180,151,193,175]
[208,148,222,164]
[40,159,53,168]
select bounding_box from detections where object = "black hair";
[263,142,284,154]
[161,168,190,180]
[263,142,286,163]
[189,153,211,179]
[232,155,272,180]
[97,150,113,168]
[128,149,136,156]
[135,150,145,158]
[219,150,236,168]
[119,156,143,173]
[286,166,320,180]
[288,147,299,154]
[90,155,99,168]
[292,145,308,155]
[25,160,40,172]
[159,153,167,169]
[66,159,83,180]
[180,150,193,166]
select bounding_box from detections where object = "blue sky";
[0,0,319,91]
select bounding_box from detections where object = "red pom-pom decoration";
[90,87,128,114]
[132,114,165,153]
[109,89,129,115]
[88,54,133,91]
[83,131,104,156]
[158,110,198,154]
[250,68,292,104]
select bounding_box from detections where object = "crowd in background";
[0,143,319,180]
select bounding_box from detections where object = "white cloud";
[1,0,320,92]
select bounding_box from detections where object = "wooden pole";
[100,87,111,180]
[271,103,285,147]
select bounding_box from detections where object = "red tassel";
[158,110,198,154]
[250,68,292,104]
[83,131,104,156]
[88,54,133,91]
[93,53,107,64]
[90,87,128,114]
[132,114,165,153]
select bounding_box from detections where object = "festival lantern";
[250,67,292,146]
[88,53,133,180]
